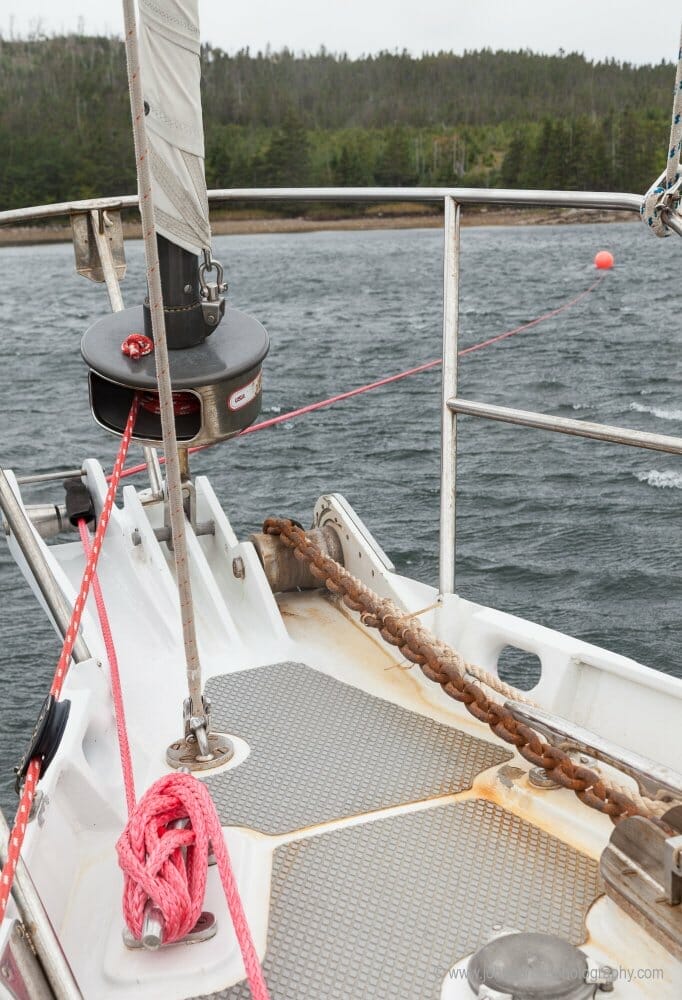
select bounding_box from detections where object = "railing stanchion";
[439,196,460,597]
[0,468,91,663]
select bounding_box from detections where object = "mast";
[81,1,269,768]
[137,0,224,347]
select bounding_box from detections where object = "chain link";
[263,517,664,827]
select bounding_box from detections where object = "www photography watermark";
[447,964,665,985]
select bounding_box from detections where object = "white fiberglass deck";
[3,470,682,997]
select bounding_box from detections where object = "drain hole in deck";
[497,645,542,691]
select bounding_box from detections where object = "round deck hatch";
[467,932,595,999]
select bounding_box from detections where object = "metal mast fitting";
[113,0,247,771]
[80,289,269,449]
[145,237,224,349]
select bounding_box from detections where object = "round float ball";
[594,250,614,269]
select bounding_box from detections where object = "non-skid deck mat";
[205,661,511,834]
[208,798,602,1000]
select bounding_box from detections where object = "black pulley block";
[15,695,71,793]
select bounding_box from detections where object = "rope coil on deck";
[115,773,268,1000]
[75,444,269,995]
[79,469,267,990]
[263,517,674,826]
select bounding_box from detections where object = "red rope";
[458,274,604,356]
[1,391,268,995]
[113,274,606,483]
[79,521,137,816]
[116,775,269,998]
[80,471,268,995]
[0,398,139,922]
[121,333,154,359]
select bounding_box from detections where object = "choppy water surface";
[0,221,681,812]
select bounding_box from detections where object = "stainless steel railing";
[447,399,682,454]
[0,186,644,227]
[0,811,82,999]
[3,185,679,598]
[444,398,682,595]
[0,470,91,662]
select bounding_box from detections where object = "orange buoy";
[594,250,614,269]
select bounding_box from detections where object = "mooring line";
[115,272,607,482]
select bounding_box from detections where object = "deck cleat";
[122,908,217,951]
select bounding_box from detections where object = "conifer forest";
[0,35,674,211]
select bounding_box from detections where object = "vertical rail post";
[89,210,163,499]
[438,196,460,596]
[0,810,82,999]
[89,210,124,312]
[0,469,91,663]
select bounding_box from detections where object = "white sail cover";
[138,0,211,255]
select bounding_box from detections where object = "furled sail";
[138,0,211,255]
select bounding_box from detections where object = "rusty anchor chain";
[263,516,659,826]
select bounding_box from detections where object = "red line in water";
[113,274,606,482]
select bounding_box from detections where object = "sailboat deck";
[4,477,681,997]
[204,661,511,832]
[209,798,600,1000]
[196,661,600,999]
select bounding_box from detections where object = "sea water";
[0,221,680,812]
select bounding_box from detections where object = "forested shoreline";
[0,35,674,212]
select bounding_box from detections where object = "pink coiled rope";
[115,773,268,999]
[79,526,269,999]
[1,392,269,998]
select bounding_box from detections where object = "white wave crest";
[636,470,682,489]
[630,401,682,422]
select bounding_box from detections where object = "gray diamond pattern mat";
[205,661,511,833]
[207,798,601,1000]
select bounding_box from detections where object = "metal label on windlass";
[228,372,262,411]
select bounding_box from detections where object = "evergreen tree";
[332,144,372,186]
[0,36,676,208]
[259,111,311,186]
[500,132,527,187]
[374,127,417,186]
